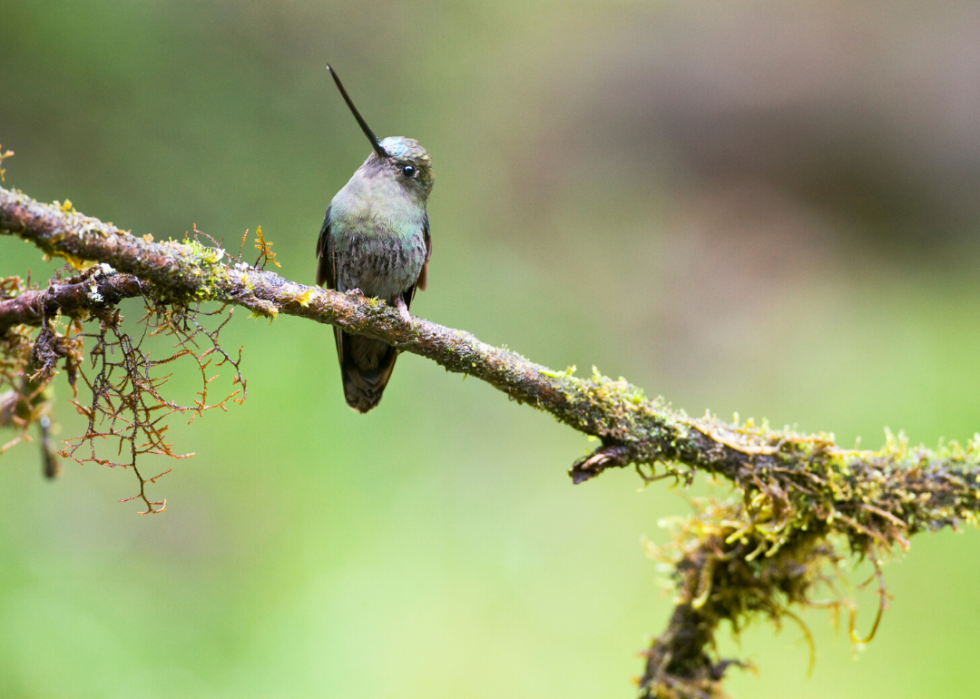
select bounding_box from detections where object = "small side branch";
[0,265,143,334]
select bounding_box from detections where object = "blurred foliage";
[2,1,980,698]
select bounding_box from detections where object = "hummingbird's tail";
[334,328,399,413]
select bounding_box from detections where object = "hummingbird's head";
[326,66,435,201]
[377,136,434,199]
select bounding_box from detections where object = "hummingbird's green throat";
[316,65,435,413]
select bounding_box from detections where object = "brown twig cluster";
[3,184,980,697]
[64,299,244,513]
[1,260,244,512]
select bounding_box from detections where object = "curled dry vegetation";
[65,296,246,513]
[0,262,246,513]
[2,174,980,698]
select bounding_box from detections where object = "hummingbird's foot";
[344,287,364,297]
[394,296,413,325]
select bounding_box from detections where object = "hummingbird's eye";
[401,165,416,178]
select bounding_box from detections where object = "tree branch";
[0,266,143,334]
[3,184,979,698]
[4,186,978,498]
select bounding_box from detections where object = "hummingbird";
[316,65,434,413]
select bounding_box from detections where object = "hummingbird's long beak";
[326,65,389,159]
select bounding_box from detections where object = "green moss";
[540,364,577,379]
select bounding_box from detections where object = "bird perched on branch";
[316,65,434,413]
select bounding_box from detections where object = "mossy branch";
[0,266,143,335]
[3,184,980,698]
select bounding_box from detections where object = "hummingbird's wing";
[315,205,348,392]
[416,212,432,292]
[402,213,432,311]
[314,207,347,365]
[315,206,336,288]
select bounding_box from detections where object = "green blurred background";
[3,1,980,697]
